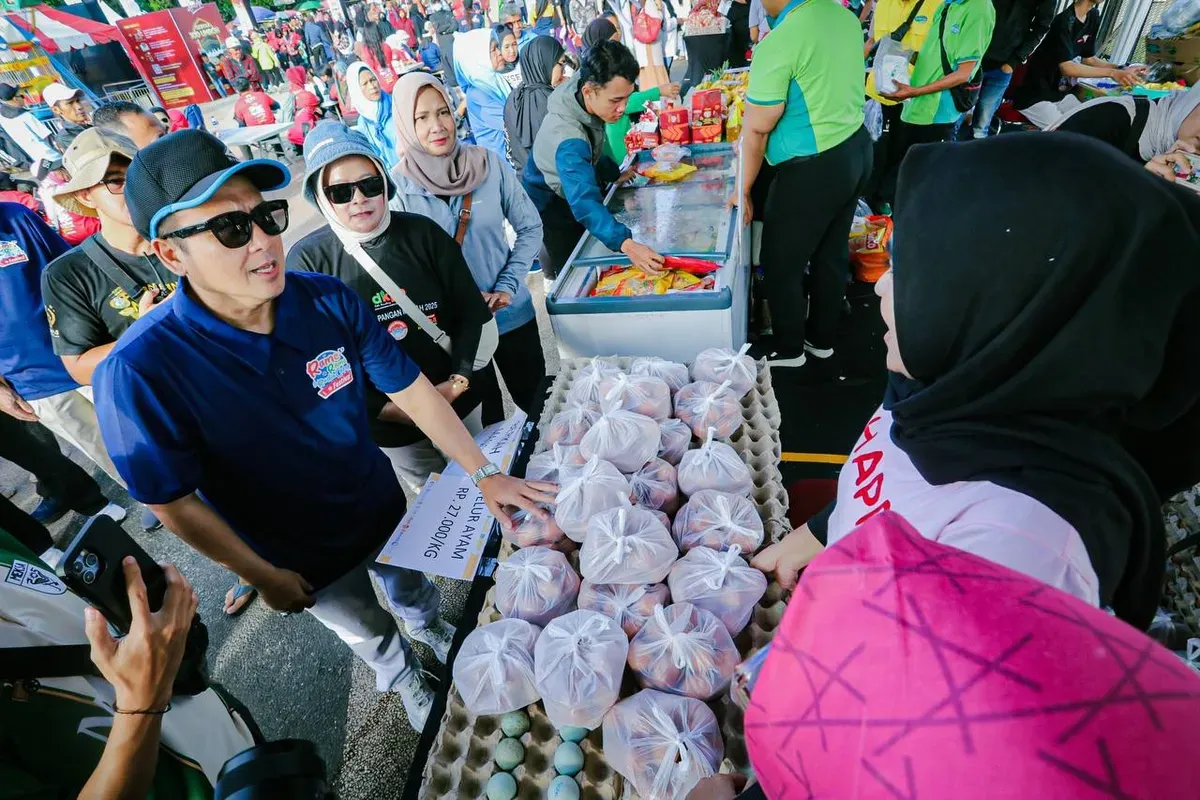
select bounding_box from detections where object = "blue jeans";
[964,67,1013,138]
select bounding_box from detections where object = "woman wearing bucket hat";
[288,120,497,491]
[389,71,546,423]
[346,61,400,172]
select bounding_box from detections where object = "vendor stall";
[546,143,750,363]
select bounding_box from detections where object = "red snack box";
[691,121,723,143]
[690,89,725,143]
[659,106,691,144]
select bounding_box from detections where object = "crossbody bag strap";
[1123,97,1151,160]
[454,192,473,245]
[343,241,454,355]
[890,0,929,43]
[80,236,144,298]
[938,6,951,77]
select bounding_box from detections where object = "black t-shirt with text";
[1015,5,1099,109]
[287,211,491,448]
[41,234,177,356]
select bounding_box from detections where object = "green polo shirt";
[901,0,995,125]
[746,0,865,164]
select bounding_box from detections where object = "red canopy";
[4,4,121,54]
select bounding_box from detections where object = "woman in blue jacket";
[346,61,399,172]
[389,71,547,421]
[453,26,521,158]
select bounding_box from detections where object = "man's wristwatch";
[470,463,501,486]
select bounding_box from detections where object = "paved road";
[3,162,562,799]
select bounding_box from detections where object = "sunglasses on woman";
[162,199,290,250]
[323,175,387,205]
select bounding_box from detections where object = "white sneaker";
[766,352,807,368]
[396,668,435,731]
[407,618,456,664]
[39,546,64,569]
[803,341,834,359]
[96,502,127,523]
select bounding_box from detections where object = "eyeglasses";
[323,176,386,205]
[101,176,126,195]
[163,199,289,249]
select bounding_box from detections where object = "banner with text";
[116,4,227,109]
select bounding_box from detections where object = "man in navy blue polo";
[96,130,555,730]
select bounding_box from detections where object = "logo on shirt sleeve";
[5,559,67,595]
[305,346,355,399]
[0,239,29,268]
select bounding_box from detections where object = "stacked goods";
[425,354,792,800]
[544,405,601,447]
[678,429,755,496]
[691,89,724,144]
[578,581,671,638]
[580,410,662,472]
[682,0,729,36]
[667,546,767,635]
[674,380,743,439]
[526,442,586,483]
[627,603,740,699]
[495,546,581,627]
[452,619,542,715]
[504,505,567,548]
[691,344,757,398]
[659,104,691,144]
[590,265,716,297]
[598,373,673,421]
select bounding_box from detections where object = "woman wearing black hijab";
[504,35,567,171]
[581,16,620,55]
[753,133,1200,631]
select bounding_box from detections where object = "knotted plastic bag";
[495,545,581,627]
[673,380,742,440]
[544,404,601,447]
[690,344,756,399]
[627,603,739,699]
[602,689,724,800]
[452,618,541,716]
[658,418,692,466]
[667,545,767,635]
[677,429,753,497]
[672,490,763,553]
[555,456,632,542]
[599,373,672,421]
[629,457,680,514]
[579,410,661,473]
[504,504,567,548]
[630,357,690,395]
[527,442,586,483]
[534,609,629,729]
[578,580,671,638]
[580,495,678,585]
[566,357,622,407]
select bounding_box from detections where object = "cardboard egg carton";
[419,359,790,799]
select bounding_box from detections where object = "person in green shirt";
[880,0,995,205]
[736,0,869,368]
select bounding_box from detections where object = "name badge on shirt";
[306,347,355,399]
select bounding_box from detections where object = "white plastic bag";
[673,380,742,440]
[566,357,622,407]
[580,495,678,585]
[873,35,914,95]
[579,410,661,473]
[504,504,567,548]
[544,405,601,447]
[495,546,581,627]
[555,456,632,542]
[452,618,541,716]
[603,689,724,800]
[677,429,753,497]
[527,442,586,483]
[578,580,671,638]
[672,490,763,553]
[627,603,739,700]
[534,609,629,729]
[667,546,767,635]
[599,373,672,421]
[630,457,680,514]
[690,344,756,399]
[658,418,692,466]
[630,357,690,395]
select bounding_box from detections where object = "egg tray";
[418,359,791,799]
[1162,485,1200,636]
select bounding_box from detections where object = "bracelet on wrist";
[113,701,172,715]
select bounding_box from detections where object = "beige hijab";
[391,72,489,197]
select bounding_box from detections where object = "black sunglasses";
[323,176,387,205]
[163,199,289,249]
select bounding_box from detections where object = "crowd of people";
[2,0,1200,796]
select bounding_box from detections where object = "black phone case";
[56,515,167,634]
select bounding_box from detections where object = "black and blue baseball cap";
[125,129,291,239]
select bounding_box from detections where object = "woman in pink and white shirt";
[753,132,1200,631]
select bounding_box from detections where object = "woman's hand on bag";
[751,523,825,590]
[483,291,512,311]
[686,774,748,800]
[477,475,558,530]
[621,238,666,273]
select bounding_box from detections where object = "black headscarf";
[582,18,618,55]
[504,35,564,171]
[888,133,1200,630]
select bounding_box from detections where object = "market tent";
[296,0,323,10]
[251,6,276,21]
[3,4,121,53]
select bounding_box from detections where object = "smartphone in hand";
[57,514,166,635]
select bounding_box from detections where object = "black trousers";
[726,0,751,69]
[760,127,873,353]
[538,193,585,280]
[479,318,548,424]
[863,101,904,210]
[878,119,955,209]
